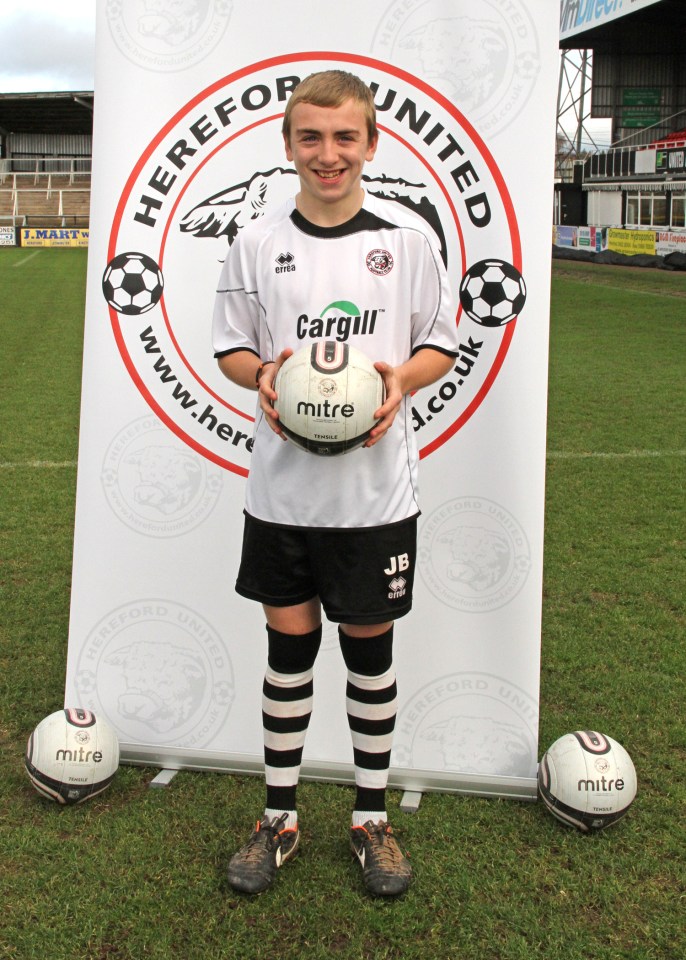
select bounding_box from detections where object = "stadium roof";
[0,92,94,136]
[560,0,684,50]
[650,129,686,147]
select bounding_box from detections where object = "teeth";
[318,170,341,179]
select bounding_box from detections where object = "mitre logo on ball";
[275,341,385,456]
[24,708,120,805]
[538,730,638,832]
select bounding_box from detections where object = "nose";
[318,136,339,166]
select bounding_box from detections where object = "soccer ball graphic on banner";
[459,258,526,326]
[24,708,120,805]
[275,341,385,455]
[538,731,637,832]
[102,251,164,315]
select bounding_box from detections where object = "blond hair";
[282,70,377,142]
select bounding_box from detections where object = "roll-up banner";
[66,0,558,800]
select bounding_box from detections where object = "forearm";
[217,350,265,390]
[218,348,292,439]
[394,347,455,396]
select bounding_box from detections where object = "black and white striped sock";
[346,666,397,821]
[261,624,321,825]
[262,665,314,819]
[340,625,397,824]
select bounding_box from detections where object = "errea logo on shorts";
[385,553,409,599]
[388,576,407,600]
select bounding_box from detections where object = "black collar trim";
[290,206,396,238]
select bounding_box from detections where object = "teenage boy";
[212,70,459,897]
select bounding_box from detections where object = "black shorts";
[235,512,418,625]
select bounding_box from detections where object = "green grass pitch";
[0,248,684,960]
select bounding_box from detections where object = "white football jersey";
[212,192,459,529]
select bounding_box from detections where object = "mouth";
[315,169,345,181]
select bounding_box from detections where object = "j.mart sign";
[22,228,89,247]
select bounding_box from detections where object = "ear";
[365,131,379,162]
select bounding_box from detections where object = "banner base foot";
[149,768,179,789]
[400,790,423,813]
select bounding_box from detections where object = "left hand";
[363,349,455,448]
[364,362,404,448]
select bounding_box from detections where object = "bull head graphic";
[179,167,448,266]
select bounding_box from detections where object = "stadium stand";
[0,93,93,229]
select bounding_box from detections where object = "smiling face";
[284,98,378,226]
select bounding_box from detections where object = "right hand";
[257,348,292,439]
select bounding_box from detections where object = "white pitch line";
[0,460,77,468]
[547,450,686,460]
[1,451,684,469]
[12,250,42,267]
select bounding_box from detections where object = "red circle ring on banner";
[107,52,521,476]
[156,116,468,415]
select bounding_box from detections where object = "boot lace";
[237,815,285,863]
[365,821,406,868]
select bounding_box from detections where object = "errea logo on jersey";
[296,299,381,342]
[275,252,295,274]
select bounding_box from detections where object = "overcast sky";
[0,0,96,94]
[0,1,613,149]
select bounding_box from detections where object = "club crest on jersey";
[366,248,394,276]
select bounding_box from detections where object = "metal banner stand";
[400,791,423,813]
